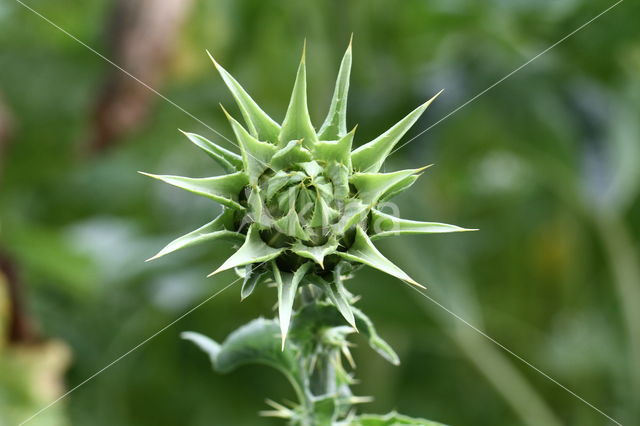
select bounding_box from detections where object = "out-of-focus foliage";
[0,0,639,425]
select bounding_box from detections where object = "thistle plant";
[143,40,472,425]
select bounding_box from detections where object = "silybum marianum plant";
[143,40,472,425]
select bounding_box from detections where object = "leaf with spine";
[241,268,266,300]
[327,162,350,200]
[351,91,441,173]
[270,139,312,170]
[291,302,399,365]
[140,171,248,210]
[273,262,312,348]
[317,39,352,140]
[350,167,429,205]
[379,174,419,202]
[266,171,304,201]
[301,161,323,178]
[180,131,243,173]
[209,224,284,276]
[369,209,476,240]
[352,307,399,365]
[223,108,277,184]
[317,276,356,330]
[279,45,318,148]
[181,319,305,402]
[314,127,355,167]
[275,209,310,240]
[336,226,423,288]
[208,51,280,142]
[147,209,243,261]
[310,195,338,228]
[312,395,338,425]
[332,199,369,234]
[291,237,339,268]
[248,186,273,227]
[352,411,449,426]
[277,186,299,213]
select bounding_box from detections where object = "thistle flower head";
[143,41,473,345]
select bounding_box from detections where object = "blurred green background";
[1,0,639,425]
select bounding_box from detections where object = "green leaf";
[322,278,356,330]
[369,209,476,240]
[147,209,243,261]
[351,411,449,426]
[279,44,318,148]
[270,139,312,170]
[314,128,355,167]
[379,174,419,202]
[352,307,399,365]
[312,395,338,425]
[332,199,369,235]
[291,302,398,365]
[275,209,310,240]
[208,52,281,142]
[241,268,266,300]
[140,171,248,210]
[273,262,312,348]
[318,39,352,140]
[310,195,338,228]
[180,131,243,173]
[224,109,277,184]
[327,162,350,200]
[351,167,428,205]
[266,171,304,201]
[336,226,423,288]
[181,319,305,401]
[291,237,339,268]
[209,224,284,276]
[350,92,441,172]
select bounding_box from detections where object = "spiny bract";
[143,41,473,346]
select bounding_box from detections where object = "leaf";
[147,209,243,261]
[314,128,355,167]
[310,196,339,228]
[266,171,305,201]
[350,167,428,205]
[331,199,369,235]
[322,278,356,330]
[379,174,419,202]
[181,319,305,401]
[209,224,284,276]
[327,162,350,200]
[241,268,266,300]
[140,171,248,210]
[291,302,399,365]
[318,39,352,140]
[352,308,399,365]
[270,139,312,170]
[180,131,243,173]
[351,411,449,426]
[369,209,476,240]
[291,238,339,268]
[274,209,310,240]
[247,186,273,227]
[208,51,281,142]
[273,262,312,348]
[350,91,441,173]
[224,108,277,184]
[336,226,423,288]
[312,395,338,425]
[279,44,318,148]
